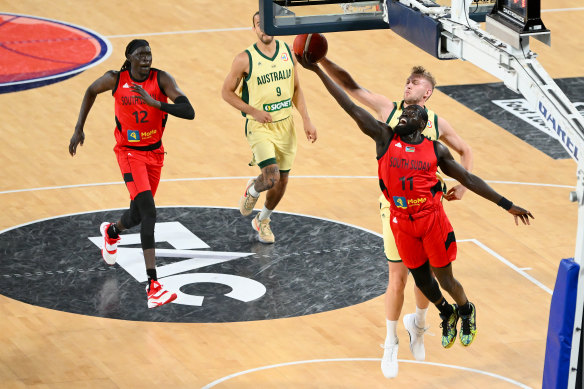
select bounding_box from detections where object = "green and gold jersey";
[386,100,439,140]
[240,40,295,122]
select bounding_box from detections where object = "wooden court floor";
[1,0,582,387]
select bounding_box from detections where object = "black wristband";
[497,197,513,211]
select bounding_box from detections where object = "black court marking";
[0,207,386,323]
[438,77,584,159]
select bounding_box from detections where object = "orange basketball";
[293,33,328,63]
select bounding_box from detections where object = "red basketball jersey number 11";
[293,33,328,63]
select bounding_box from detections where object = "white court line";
[462,238,553,295]
[200,358,532,389]
[106,27,250,39]
[543,7,584,12]
[0,175,574,195]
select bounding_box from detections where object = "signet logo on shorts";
[0,207,386,323]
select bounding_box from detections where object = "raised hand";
[130,83,156,106]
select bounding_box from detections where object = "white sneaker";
[403,313,429,361]
[100,222,120,265]
[239,178,259,216]
[380,339,399,378]
[146,280,177,309]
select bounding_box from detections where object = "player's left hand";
[130,83,156,106]
[443,185,467,201]
[304,121,317,143]
[508,205,535,225]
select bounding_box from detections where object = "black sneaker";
[459,302,477,346]
[439,304,459,348]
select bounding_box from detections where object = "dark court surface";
[0,207,386,323]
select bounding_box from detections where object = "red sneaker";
[146,280,177,309]
[100,222,120,265]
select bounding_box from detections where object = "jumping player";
[320,57,473,377]
[296,52,533,367]
[69,39,195,308]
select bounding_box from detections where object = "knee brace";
[134,191,156,250]
[410,261,443,302]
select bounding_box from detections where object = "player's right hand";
[69,130,85,156]
[295,53,319,72]
[253,109,272,123]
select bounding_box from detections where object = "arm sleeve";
[160,95,195,120]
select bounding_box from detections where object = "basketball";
[293,33,328,63]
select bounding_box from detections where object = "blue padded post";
[386,0,450,59]
[543,258,580,389]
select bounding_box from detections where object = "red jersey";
[112,68,168,149]
[378,134,443,216]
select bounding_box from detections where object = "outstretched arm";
[296,54,390,151]
[320,57,394,120]
[436,142,534,225]
[69,71,117,156]
[130,70,194,120]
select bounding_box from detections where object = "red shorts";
[114,146,164,200]
[390,205,457,269]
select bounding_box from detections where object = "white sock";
[415,307,428,329]
[258,206,273,220]
[248,183,260,198]
[385,319,398,346]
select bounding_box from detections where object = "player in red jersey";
[69,39,194,309]
[296,54,533,350]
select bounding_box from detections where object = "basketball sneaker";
[459,302,477,346]
[403,313,429,361]
[239,178,259,216]
[146,280,177,309]
[252,214,275,244]
[439,304,459,349]
[100,222,120,265]
[380,339,399,378]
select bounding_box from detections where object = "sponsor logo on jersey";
[405,146,415,152]
[395,142,402,148]
[122,83,130,88]
[141,129,157,139]
[263,98,292,112]
[407,197,427,206]
[393,196,407,209]
[128,130,140,142]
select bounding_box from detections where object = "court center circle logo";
[0,207,387,323]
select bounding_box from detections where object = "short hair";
[252,11,260,26]
[409,105,428,128]
[411,66,436,89]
